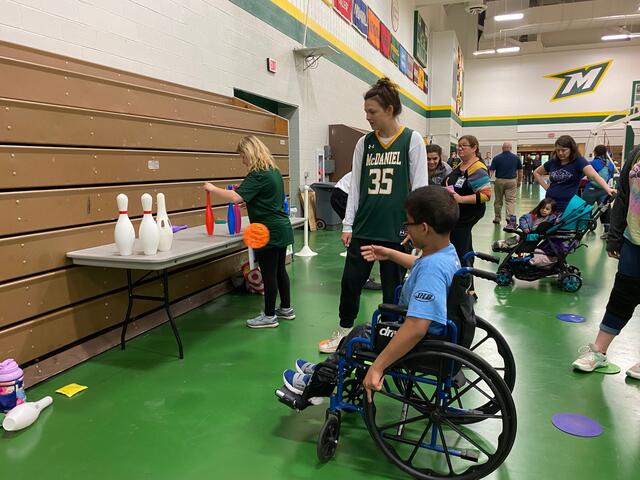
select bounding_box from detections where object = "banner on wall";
[414,66,425,90]
[379,22,391,59]
[424,71,429,94]
[407,54,414,81]
[322,0,332,6]
[367,8,381,50]
[390,35,400,66]
[333,0,353,23]
[399,45,408,76]
[352,0,368,36]
[545,60,612,102]
[413,11,428,68]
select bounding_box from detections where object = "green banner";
[390,35,399,66]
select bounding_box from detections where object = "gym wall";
[463,44,640,152]
[0,40,289,381]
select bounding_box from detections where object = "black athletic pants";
[450,221,480,290]
[255,246,290,317]
[339,237,406,328]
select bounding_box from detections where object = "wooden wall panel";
[0,57,279,134]
[0,250,247,364]
[0,99,289,155]
[0,147,288,188]
[0,41,254,109]
[0,178,288,236]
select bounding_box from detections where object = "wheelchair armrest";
[378,303,407,316]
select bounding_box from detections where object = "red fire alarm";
[267,58,277,73]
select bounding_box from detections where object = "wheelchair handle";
[456,267,498,283]
[462,251,500,266]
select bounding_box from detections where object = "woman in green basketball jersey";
[318,78,428,353]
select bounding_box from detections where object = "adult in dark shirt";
[533,135,615,212]
[489,142,522,225]
[523,155,534,184]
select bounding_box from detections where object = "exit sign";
[267,58,277,73]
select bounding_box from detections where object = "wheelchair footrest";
[460,449,480,462]
[275,386,323,411]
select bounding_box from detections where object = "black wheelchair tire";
[317,411,341,463]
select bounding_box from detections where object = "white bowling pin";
[139,193,159,255]
[2,396,53,431]
[156,193,173,252]
[114,194,135,256]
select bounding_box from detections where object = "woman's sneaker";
[626,362,640,380]
[275,307,296,320]
[572,344,608,372]
[295,359,316,375]
[246,313,278,329]
[319,326,353,353]
[283,369,310,395]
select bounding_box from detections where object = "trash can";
[310,182,342,230]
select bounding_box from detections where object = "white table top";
[67,217,305,271]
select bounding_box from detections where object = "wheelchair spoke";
[443,411,503,421]
[406,420,433,465]
[471,334,490,351]
[378,413,430,432]
[376,388,431,412]
[440,417,493,457]
[437,424,455,475]
[446,376,494,407]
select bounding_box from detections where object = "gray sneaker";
[275,307,296,320]
[572,344,608,372]
[246,313,278,329]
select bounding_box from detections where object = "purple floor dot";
[552,413,603,437]
[557,313,585,323]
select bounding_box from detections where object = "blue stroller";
[489,195,613,292]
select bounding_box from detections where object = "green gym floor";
[2,185,639,479]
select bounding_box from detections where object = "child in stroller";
[491,195,611,292]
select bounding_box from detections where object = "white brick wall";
[0,0,428,186]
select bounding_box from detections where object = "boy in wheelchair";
[278,185,462,407]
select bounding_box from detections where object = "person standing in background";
[490,142,522,227]
[426,144,452,186]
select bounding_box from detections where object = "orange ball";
[243,223,270,249]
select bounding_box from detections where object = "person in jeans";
[581,144,616,239]
[204,136,294,329]
[572,145,640,380]
[490,142,522,227]
[318,77,428,354]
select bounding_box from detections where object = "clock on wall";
[391,0,399,32]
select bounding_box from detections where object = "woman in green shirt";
[204,136,294,329]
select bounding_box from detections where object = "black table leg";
[120,269,134,350]
[162,268,184,359]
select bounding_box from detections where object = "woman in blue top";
[582,144,617,238]
[533,135,615,211]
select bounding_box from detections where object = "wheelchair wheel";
[495,269,513,287]
[341,378,364,406]
[316,219,326,230]
[565,265,581,277]
[364,342,517,480]
[558,273,582,293]
[317,411,341,463]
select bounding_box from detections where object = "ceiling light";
[472,49,496,56]
[497,46,521,53]
[602,33,640,41]
[494,13,524,22]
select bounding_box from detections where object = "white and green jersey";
[343,127,428,243]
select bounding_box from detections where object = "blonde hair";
[237,136,278,172]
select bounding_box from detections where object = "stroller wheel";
[559,273,582,293]
[566,265,581,277]
[496,269,513,287]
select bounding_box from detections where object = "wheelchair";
[275,266,517,480]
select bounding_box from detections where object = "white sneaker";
[318,326,353,354]
[626,362,640,380]
[572,344,608,372]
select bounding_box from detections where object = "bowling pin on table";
[114,193,135,256]
[156,193,173,252]
[205,191,214,236]
[139,193,159,255]
[233,184,241,234]
[227,185,236,235]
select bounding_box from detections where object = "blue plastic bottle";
[227,185,235,235]
[284,195,289,215]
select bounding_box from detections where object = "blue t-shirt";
[587,157,614,190]
[398,244,460,336]
[543,156,589,210]
[490,152,522,179]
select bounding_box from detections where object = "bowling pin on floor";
[114,193,135,256]
[227,185,236,235]
[139,193,159,255]
[156,193,173,252]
